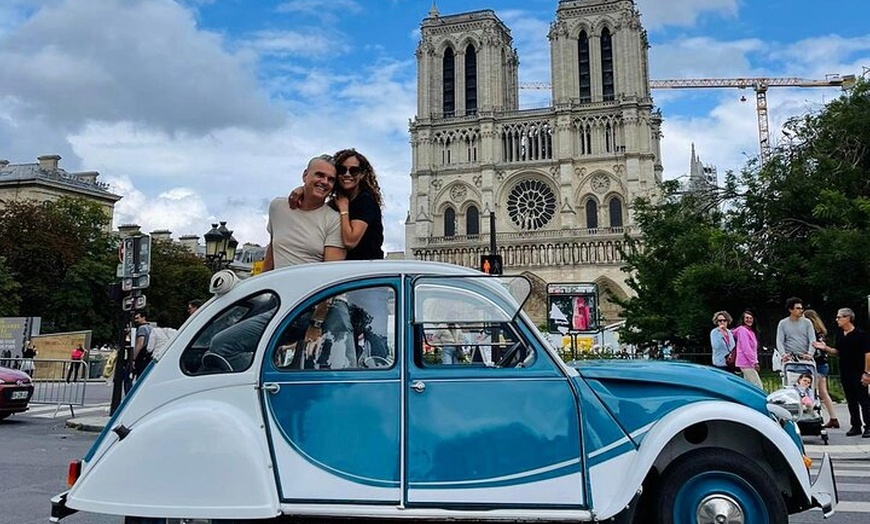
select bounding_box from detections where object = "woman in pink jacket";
[732,310,763,388]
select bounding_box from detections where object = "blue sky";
[1,0,868,251]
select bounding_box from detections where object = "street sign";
[121,235,151,278]
[134,295,147,310]
[121,275,150,291]
[122,296,134,311]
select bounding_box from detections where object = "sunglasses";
[716,318,727,323]
[336,165,364,177]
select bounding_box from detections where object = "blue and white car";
[52,261,837,523]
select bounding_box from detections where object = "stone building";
[0,154,121,226]
[405,0,663,323]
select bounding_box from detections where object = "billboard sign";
[547,283,599,334]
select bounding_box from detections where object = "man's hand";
[287,186,304,209]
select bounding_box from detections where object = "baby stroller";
[766,358,828,444]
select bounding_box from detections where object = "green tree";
[618,181,760,352]
[620,79,870,349]
[145,238,211,329]
[0,197,116,339]
[0,256,21,316]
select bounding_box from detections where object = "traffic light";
[480,254,503,275]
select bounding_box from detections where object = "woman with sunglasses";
[331,148,384,260]
[288,149,384,259]
[710,311,735,371]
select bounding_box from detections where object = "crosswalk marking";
[22,404,109,418]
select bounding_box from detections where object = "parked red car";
[0,365,34,420]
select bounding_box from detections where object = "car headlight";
[768,403,796,427]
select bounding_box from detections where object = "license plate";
[11,391,28,400]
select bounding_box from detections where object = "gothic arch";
[568,21,594,39]
[436,40,458,56]
[434,181,481,211]
[582,196,600,229]
[604,192,626,228]
[594,275,629,325]
[518,270,549,323]
[576,170,626,202]
[457,36,481,52]
[593,17,619,36]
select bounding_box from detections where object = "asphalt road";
[1,382,868,523]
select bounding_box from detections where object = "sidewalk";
[803,402,870,460]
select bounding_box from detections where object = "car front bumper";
[810,453,838,518]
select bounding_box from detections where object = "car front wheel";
[655,448,788,524]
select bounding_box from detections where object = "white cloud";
[637,0,738,30]
[0,0,282,133]
[245,30,351,58]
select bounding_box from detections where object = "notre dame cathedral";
[405,0,662,324]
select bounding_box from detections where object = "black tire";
[655,448,788,524]
[0,412,11,421]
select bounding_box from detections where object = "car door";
[260,278,402,504]
[404,276,585,508]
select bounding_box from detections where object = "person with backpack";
[131,311,153,382]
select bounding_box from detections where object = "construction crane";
[520,75,857,163]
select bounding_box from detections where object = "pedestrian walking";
[710,311,735,371]
[732,310,763,388]
[804,309,839,428]
[775,297,815,362]
[813,308,870,437]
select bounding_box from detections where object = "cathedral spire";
[428,1,439,18]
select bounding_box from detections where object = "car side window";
[180,291,279,376]
[419,321,535,369]
[272,285,396,371]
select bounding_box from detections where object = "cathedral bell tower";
[406,1,663,325]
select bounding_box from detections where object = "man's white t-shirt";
[267,197,343,268]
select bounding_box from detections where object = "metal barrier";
[4,357,89,417]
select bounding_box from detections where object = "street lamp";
[203,221,238,273]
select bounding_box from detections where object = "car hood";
[575,359,769,413]
[0,365,32,383]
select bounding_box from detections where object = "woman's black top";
[346,189,384,260]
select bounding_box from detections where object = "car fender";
[590,400,811,520]
[67,397,279,520]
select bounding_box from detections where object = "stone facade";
[405,1,662,324]
[0,155,121,226]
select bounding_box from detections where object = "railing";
[426,226,635,245]
[4,357,89,417]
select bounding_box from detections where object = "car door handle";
[261,383,280,394]
[411,380,426,393]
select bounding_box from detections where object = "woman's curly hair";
[333,148,383,208]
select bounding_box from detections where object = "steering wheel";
[361,356,392,369]
[494,341,523,368]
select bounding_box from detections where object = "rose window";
[506,179,556,231]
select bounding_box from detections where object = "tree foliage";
[0,197,117,340]
[145,238,211,329]
[619,79,870,350]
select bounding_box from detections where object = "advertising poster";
[547,283,599,334]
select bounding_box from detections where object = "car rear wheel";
[655,448,787,524]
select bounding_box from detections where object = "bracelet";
[310,319,324,328]
[339,211,349,216]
